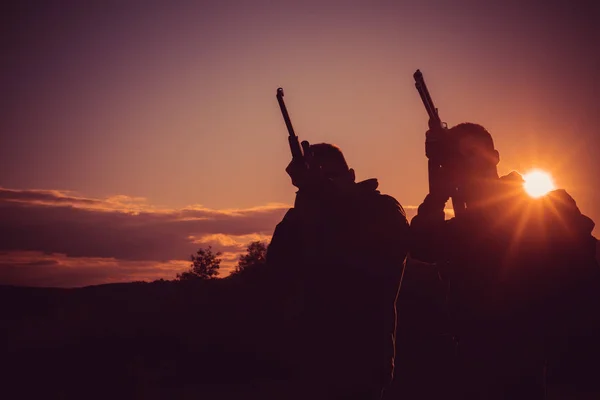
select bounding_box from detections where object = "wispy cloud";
[0,187,289,286]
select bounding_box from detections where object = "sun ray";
[471,181,525,211]
[489,194,528,232]
[539,191,576,238]
[503,199,535,271]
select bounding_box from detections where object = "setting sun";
[523,170,556,198]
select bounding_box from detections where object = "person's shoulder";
[536,188,581,217]
[536,188,595,236]
[543,188,578,208]
[500,170,525,184]
[496,174,591,228]
[376,193,407,218]
[354,179,404,214]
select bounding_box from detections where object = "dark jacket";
[266,178,410,395]
[410,171,599,397]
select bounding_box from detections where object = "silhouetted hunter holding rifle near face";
[410,69,600,399]
[267,87,410,400]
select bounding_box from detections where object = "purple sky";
[1,0,598,286]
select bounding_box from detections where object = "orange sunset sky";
[1,0,598,287]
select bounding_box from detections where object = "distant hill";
[1,272,290,400]
[2,254,600,399]
[1,260,450,399]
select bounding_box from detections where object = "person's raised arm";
[410,193,449,263]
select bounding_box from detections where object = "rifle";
[413,70,466,217]
[276,87,311,161]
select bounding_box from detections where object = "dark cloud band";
[0,187,288,262]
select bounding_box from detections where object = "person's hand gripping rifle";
[413,70,466,217]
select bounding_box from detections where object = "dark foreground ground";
[2,256,600,399]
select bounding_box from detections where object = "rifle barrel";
[414,70,441,126]
[276,88,296,138]
[276,87,303,160]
